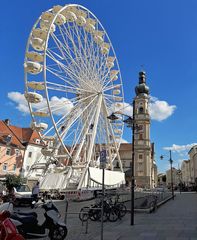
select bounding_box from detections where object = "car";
[13,185,33,206]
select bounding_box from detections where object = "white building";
[181,160,191,186]
[188,145,197,185]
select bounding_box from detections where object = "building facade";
[0,119,45,178]
[188,145,197,185]
[181,160,191,186]
[166,168,179,187]
[134,71,155,188]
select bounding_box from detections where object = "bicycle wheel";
[89,206,101,221]
[79,206,89,222]
[117,203,127,218]
[108,207,119,222]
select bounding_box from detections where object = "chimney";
[4,119,10,126]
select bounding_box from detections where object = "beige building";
[166,168,179,187]
[114,72,157,188]
[181,160,191,186]
[188,145,197,185]
[157,173,166,187]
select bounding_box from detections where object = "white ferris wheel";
[24,4,124,188]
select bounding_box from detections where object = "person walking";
[32,181,40,202]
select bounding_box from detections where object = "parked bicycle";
[79,194,127,223]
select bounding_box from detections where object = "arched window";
[139,107,144,113]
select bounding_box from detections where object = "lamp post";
[177,169,182,194]
[107,100,136,226]
[160,150,174,200]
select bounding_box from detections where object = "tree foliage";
[5,174,24,191]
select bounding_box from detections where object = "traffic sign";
[100,150,106,169]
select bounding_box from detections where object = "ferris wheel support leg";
[103,100,124,172]
[72,104,99,165]
[78,94,103,189]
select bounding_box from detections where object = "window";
[3,163,8,171]
[139,134,143,140]
[15,149,20,157]
[13,164,16,171]
[28,152,32,158]
[139,107,144,113]
[6,148,11,156]
[139,154,143,159]
[138,162,143,171]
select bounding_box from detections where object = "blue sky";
[0,0,197,173]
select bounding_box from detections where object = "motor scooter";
[0,200,67,240]
[0,210,25,240]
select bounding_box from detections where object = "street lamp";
[177,169,182,194]
[107,100,136,226]
[160,150,174,200]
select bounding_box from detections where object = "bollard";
[85,217,89,234]
[64,199,68,224]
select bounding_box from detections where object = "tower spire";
[135,71,149,96]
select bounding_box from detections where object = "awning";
[88,167,125,186]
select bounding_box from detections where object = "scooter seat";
[15,211,37,218]
[11,214,38,225]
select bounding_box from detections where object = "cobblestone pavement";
[64,192,197,240]
[15,192,197,240]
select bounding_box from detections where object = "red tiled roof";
[0,121,24,148]
[0,120,43,147]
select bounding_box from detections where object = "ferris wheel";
[24,4,124,188]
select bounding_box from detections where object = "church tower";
[134,71,152,188]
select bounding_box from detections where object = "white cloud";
[113,96,176,122]
[8,92,29,114]
[8,92,176,122]
[119,138,128,143]
[163,143,197,152]
[112,102,133,117]
[149,96,176,121]
[8,91,73,116]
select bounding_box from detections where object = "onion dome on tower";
[135,71,149,96]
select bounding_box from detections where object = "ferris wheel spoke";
[69,102,97,158]
[46,64,80,88]
[50,33,82,79]
[65,25,101,91]
[47,40,98,93]
[58,26,83,74]
[50,31,77,65]
[103,84,122,92]
[46,48,81,85]
[46,81,96,95]
[59,24,90,78]
[46,66,80,90]
[60,24,87,69]
[56,95,98,147]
